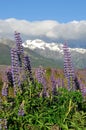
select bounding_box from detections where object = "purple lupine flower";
[41,77,48,97]
[51,74,57,96]
[14,31,24,55]
[6,68,13,86]
[35,67,48,97]
[2,70,8,83]
[24,55,34,83]
[81,87,86,97]
[2,85,8,96]
[63,43,78,90]
[74,76,80,90]
[11,48,21,95]
[2,70,9,96]
[35,66,45,83]
[63,43,75,79]
[14,31,24,67]
[56,78,61,88]
[14,31,25,82]
[56,78,64,88]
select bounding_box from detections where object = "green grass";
[0,80,86,130]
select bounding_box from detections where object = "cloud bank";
[0,18,86,42]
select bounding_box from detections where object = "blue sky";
[0,0,86,22]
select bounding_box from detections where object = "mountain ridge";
[0,38,86,68]
[23,39,86,54]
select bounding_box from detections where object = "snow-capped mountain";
[22,39,86,68]
[0,38,86,68]
[23,39,86,54]
[22,39,63,52]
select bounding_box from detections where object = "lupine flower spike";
[51,73,57,96]
[63,43,76,90]
[24,55,34,83]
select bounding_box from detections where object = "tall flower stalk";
[14,31,24,67]
[35,66,45,83]
[14,31,27,83]
[35,66,48,97]
[51,72,57,96]
[11,48,21,95]
[6,68,13,86]
[10,32,27,95]
[2,85,8,96]
[63,43,76,90]
[24,55,34,83]
[41,76,48,97]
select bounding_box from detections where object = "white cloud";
[0,18,86,41]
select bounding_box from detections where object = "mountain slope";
[24,48,63,68]
[23,39,86,68]
[0,38,86,68]
[0,43,63,68]
[0,44,11,65]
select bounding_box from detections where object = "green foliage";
[69,111,86,129]
[0,82,86,130]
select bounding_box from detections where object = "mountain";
[0,38,15,47]
[0,38,86,68]
[24,48,63,68]
[23,39,86,68]
[0,42,63,68]
[0,44,11,65]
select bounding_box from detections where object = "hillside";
[0,43,63,68]
[0,44,11,65]
[0,38,86,68]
